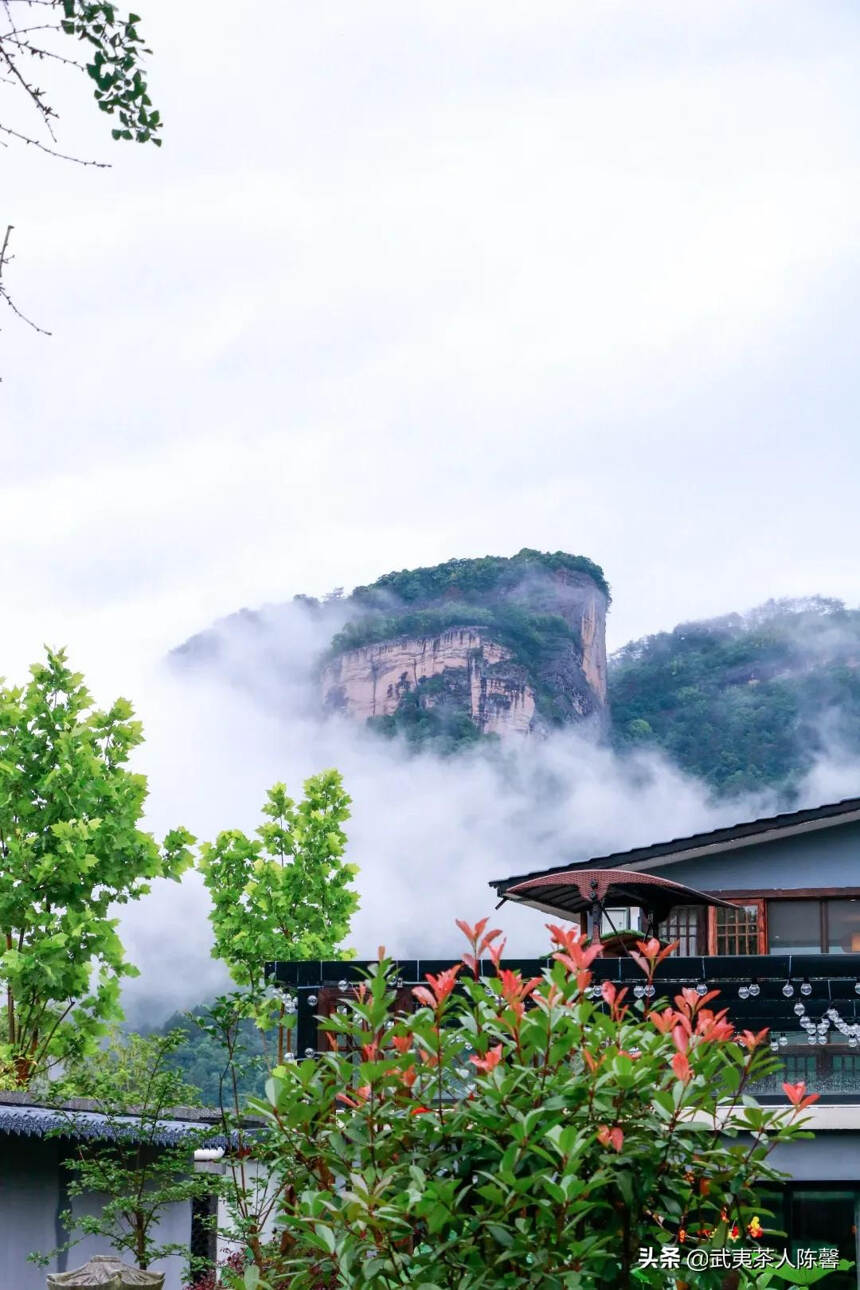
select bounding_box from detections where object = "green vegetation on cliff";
[323,549,608,751]
[352,548,610,604]
[328,605,574,672]
[610,598,860,797]
[368,685,487,755]
[328,604,583,743]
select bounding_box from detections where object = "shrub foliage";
[242,923,820,1289]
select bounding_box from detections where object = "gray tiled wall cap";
[47,1254,165,1288]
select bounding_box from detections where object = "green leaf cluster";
[351,549,610,604]
[245,935,820,1289]
[60,1,163,145]
[199,772,358,989]
[0,648,193,1086]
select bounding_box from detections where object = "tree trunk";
[135,1212,148,1268]
[5,933,15,1050]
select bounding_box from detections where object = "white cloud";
[113,598,844,1022]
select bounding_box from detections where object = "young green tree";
[35,1030,218,1274]
[0,647,194,1086]
[199,772,358,1062]
[195,992,291,1278]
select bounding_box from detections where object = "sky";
[3,1,860,1016]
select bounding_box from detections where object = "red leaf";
[469,1043,503,1074]
[597,1124,624,1151]
[671,1050,692,1083]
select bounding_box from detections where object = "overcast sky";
[5,1,860,1006]
[3,0,860,691]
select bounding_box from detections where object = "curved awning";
[503,867,736,924]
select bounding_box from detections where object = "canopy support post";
[587,878,601,941]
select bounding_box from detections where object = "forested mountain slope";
[610,598,860,796]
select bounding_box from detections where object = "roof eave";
[490,797,860,894]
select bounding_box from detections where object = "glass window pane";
[827,899,860,954]
[783,1053,818,1084]
[659,906,704,956]
[715,904,759,954]
[831,1054,860,1096]
[600,908,639,936]
[768,901,822,954]
[789,1189,858,1287]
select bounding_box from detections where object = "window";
[712,902,764,955]
[660,906,705,956]
[831,1054,860,1090]
[783,1053,817,1084]
[789,1190,858,1288]
[757,896,860,954]
[768,901,822,955]
[600,907,640,937]
[827,899,860,954]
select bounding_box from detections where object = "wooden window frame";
[660,905,707,956]
[707,898,767,956]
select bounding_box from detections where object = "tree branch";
[0,224,52,344]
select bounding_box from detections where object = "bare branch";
[0,2,163,356]
[0,225,52,345]
[0,119,108,163]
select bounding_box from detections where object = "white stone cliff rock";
[321,629,537,735]
[321,572,607,739]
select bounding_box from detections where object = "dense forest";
[350,548,611,605]
[610,597,860,797]
[148,1008,268,1108]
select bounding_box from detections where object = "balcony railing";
[267,952,860,1102]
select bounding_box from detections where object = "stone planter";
[47,1254,165,1289]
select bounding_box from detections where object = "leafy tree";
[243,924,837,1290]
[33,1030,218,1275]
[1,1,162,337]
[610,599,860,798]
[199,772,357,1060]
[154,1004,268,1108]
[0,647,194,1086]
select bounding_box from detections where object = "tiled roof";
[491,794,860,895]
[0,1092,230,1147]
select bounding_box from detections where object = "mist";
[114,597,860,1025]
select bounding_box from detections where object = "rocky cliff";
[321,629,537,735]
[321,550,609,744]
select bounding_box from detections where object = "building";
[0,1092,225,1290]
[272,795,860,1288]
[491,792,860,1288]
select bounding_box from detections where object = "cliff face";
[321,629,538,735]
[170,549,610,751]
[321,552,609,743]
